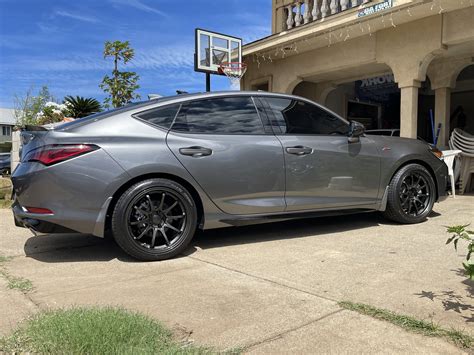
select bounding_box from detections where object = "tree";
[14,86,53,126]
[64,96,102,118]
[99,40,140,108]
[36,102,69,125]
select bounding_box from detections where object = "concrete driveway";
[1,195,473,353]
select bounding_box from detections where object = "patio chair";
[441,150,462,198]
[449,129,474,194]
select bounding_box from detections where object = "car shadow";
[23,233,135,263]
[190,212,384,251]
[24,210,439,263]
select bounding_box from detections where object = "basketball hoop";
[219,62,247,90]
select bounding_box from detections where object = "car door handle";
[285,146,313,156]
[179,146,213,157]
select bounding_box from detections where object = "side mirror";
[348,121,365,143]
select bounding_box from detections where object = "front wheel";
[383,164,436,224]
[111,178,197,261]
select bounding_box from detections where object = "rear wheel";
[112,178,197,261]
[383,164,436,224]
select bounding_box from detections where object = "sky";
[0,0,270,108]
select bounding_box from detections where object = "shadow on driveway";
[23,212,386,263]
[23,210,444,263]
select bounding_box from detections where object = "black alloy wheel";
[383,164,436,224]
[112,178,197,261]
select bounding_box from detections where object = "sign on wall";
[357,0,393,18]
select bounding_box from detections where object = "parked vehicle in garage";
[11,92,448,261]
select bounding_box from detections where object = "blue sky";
[0,0,270,108]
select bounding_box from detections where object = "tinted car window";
[266,98,349,135]
[172,97,265,134]
[135,104,181,129]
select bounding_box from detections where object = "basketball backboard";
[195,28,242,75]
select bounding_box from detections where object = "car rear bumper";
[11,149,127,237]
[12,200,79,234]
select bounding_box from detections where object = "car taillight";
[24,144,99,166]
[25,207,53,214]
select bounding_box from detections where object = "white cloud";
[54,10,98,23]
[108,0,166,16]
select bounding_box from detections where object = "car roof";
[56,91,346,131]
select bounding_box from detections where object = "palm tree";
[64,96,102,118]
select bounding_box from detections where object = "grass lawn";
[339,301,474,350]
[0,307,218,354]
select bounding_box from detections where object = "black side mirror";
[348,121,365,143]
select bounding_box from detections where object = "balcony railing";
[282,0,371,30]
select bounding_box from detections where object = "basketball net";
[219,62,247,90]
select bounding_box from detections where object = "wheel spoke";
[158,193,166,211]
[135,226,151,240]
[166,214,185,220]
[161,228,170,246]
[130,220,147,226]
[164,223,180,233]
[146,195,154,211]
[163,201,178,214]
[150,227,158,248]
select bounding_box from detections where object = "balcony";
[274,0,371,33]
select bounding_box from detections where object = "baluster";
[330,0,339,14]
[350,0,358,7]
[303,0,311,24]
[295,2,303,27]
[321,0,329,18]
[312,0,321,20]
[362,0,370,3]
[286,5,294,29]
[340,0,349,10]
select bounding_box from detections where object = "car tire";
[111,178,197,261]
[383,164,436,224]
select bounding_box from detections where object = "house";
[242,0,474,145]
[0,108,15,153]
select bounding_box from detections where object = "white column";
[435,87,451,147]
[312,0,320,20]
[340,0,349,10]
[303,0,311,24]
[321,0,329,18]
[295,2,303,27]
[286,5,294,29]
[330,0,339,14]
[400,85,420,139]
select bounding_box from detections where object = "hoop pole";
[206,73,211,92]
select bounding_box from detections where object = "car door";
[262,96,381,211]
[166,95,286,215]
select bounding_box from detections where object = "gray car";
[12,91,448,261]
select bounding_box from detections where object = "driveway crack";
[188,255,339,303]
[242,309,344,352]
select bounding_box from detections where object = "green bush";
[446,224,474,279]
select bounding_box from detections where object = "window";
[135,104,181,129]
[2,126,11,136]
[172,97,265,134]
[266,98,349,135]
